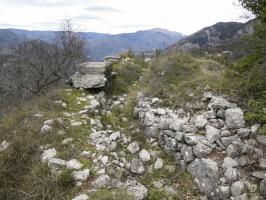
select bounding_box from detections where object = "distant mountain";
[168,19,256,59]
[0,28,185,60]
[0,29,20,48]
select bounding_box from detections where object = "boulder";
[208,96,237,111]
[260,178,266,197]
[257,135,266,146]
[251,123,261,134]
[225,108,245,129]
[222,156,238,169]
[92,174,111,187]
[231,193,249,200]
[184,133,198,145]
[238,128,251,138]
[187,158,220,197]
[224,167,239,183]
[218,186,231,199]
[123,177,148,200]
[66,159,83,170]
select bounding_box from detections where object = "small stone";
[218,186,231,199]
[72,194,89,200]
[251,172,266,180]
[222,156,238,168]
[127,141,140,154]
[184,133,198,145]
[195,115,208,129]
[72,169,90,181]
[109,131,121,141]
[260,178,266,197]
[41,148,57,162]
[193,142,212,158]
[257,135,266,146]
[139,149,151,162]
[226,144,240,158]
[66,159,83,170]
[62,138,74,145]
[154,158,164,170]
[130,158,145,174]
[231,193,249,200]
[206,125,220,144]
[44,119,54,126]
[231,181,245,197]
[225,167,239,183]
[41,125,53,133]
[92,174,110,187]
[251,123,261,134]
[238,128,251,138]
[0,140,10,151]
[164,165,176,173]
[71,121,83,127]
[259,158,266,170]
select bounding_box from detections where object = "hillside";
[168,19,256,58]
[2,28,184,60]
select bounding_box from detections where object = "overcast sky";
[0,0,251,35]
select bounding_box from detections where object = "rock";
[221,135,240,148]
[238,128,251,138]
[221,129,232,137]
[66,159,83,170]
[181,145,195,163]
[218,186,231,199]
[184,133,198,145]
[183,124,198,134]
[41,148,57,162]
[152,98,160,104]
[251,172,266,180]
[71,121,83,127]
[109,131,121,141]
[72,194,89,200]
[0,140,10,151]
[206,125,220,144]
[187,158,220,197]
[257,135,266,146]
[231,193,249,200]
[72,169,90,181]
[224,167,239,183]
[44,119,54,126]
[222,156,238,168]
[231,181,245,197]
[164,165,176,173]
[169,119,185,131]
[251,123,261,134]
[159,118,172,130]
[154,158,164,170]
[193,142,212,158]
[225,108,245,129]
[92,174,110,187]
[195,115,208,129]
[99,155,109,165]
[260,178,266,197]
[139,149,151,162]
[62,138,74,145]
[89,99,100,110]
[48,158,66,168]
[130,158,145,174]
[127,141,140,154]
[226,144,240,158]
[122,177,148,200]
[41,125,53,133]
[208,96,237,111]
[174,132,184,142]
[259,159,266,170]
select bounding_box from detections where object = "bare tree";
[0,19,86,107]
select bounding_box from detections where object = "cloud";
[72,14,105,21]
[86,6,124,13]
[0,0,84,7]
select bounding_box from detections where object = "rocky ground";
[1,79,265,200]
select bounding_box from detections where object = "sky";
[0,0,251,35]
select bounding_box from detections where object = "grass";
[90,188,134,200]
[0,86,96,200]
[143,53,229,108]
